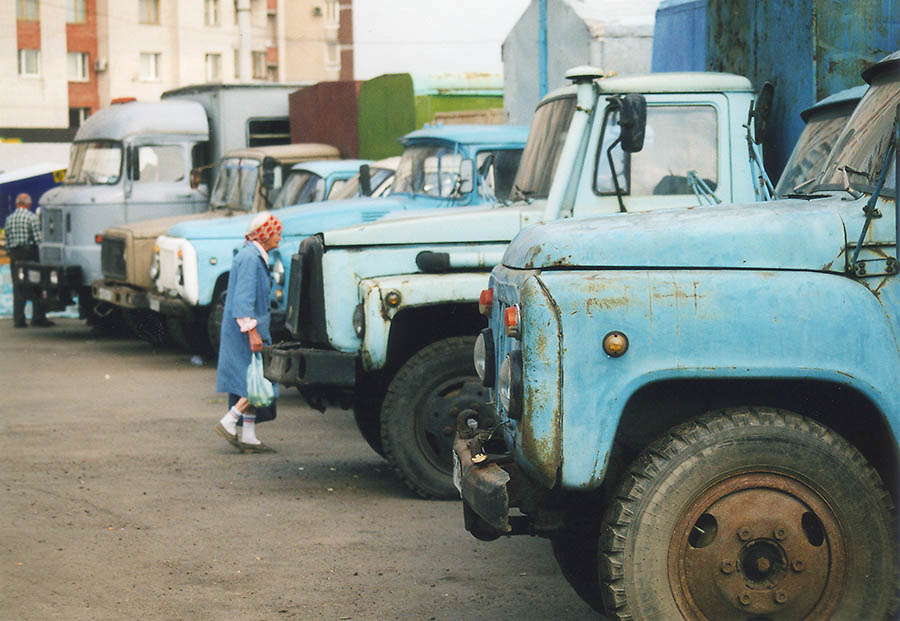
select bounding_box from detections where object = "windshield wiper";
[838,164,869,200]
[511,183,534,203]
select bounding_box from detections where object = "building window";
[252,51,266,79]
[17,0,39,20]
[325,0,338,24]
[17,49,41,77]
[68,52,89,81]
[139,0,159,24]
[205,53,222,81]
[66,0,86,22]
[139,52,160,80]
[204,0,220,25]
[69,107,91,129]
[233,49,240,79]
[325,43,340,70]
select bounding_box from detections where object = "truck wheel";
[551,531,605,613]
[123,309,169,347]
[381,336,485,499]
[353,404,384,458]
[598,408,898,620]
[165,317,206,354]
[206,289,226,355]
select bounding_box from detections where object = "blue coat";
[216,243,278,398]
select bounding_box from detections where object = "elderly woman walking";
[214,212,283,453]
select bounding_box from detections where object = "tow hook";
[455,409,511,466]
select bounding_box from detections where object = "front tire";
[380,336,485,499]
[599,407,898,620]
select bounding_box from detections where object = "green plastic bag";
[247,352,275,408]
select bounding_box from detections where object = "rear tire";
[165,317,207,354]
[598,407,898,620]
[206,289,226,356]
[123,309,169,347]
[380,336,485,499]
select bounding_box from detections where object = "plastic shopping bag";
[247,352,275,408]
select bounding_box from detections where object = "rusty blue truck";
[456,52,900,618]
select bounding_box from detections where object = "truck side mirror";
[618,94,647,153]
[127,145,140,180]
[458,159,475,194]
[752,81,775,145]
[359,164,372,196]
[261,156,276,191]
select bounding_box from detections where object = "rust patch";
[586,296,627,315]
[524,244,543,268]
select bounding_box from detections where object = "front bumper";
[92,280,150,310]
[13,262,81,309]
[263,342,357,387]
[453,432,512,541]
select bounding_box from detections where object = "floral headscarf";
[245,213,283,243]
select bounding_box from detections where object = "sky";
[353,0,532,79]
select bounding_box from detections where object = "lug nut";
[775,591,787,604]
[737,527,752,541]
[774,528,786,540]
[720,560,734,575]
[792,560,805,573]
[739,592,752,606]
[756,557,771,572]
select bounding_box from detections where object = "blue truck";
[455,51,900,618]
[148,125,529,352]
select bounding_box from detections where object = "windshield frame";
[64,139,124,186]
[271,170,324,209]
[209,157,261,212]
[391,142,468,199]
[509,93,577,201]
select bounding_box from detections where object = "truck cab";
[148,126,528,353]
[456,53,900,618]
[264,70,769,500]
[13,100,209,320]
[90,146,343,345]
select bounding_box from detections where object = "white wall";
[353,0,531,79]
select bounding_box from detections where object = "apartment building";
[1,0,353,141]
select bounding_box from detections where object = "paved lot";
[1,318,597,620]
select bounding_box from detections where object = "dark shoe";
[31,319,55,327]
[215,422,241,450]
[237,440,276,454]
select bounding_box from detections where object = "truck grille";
[287,235,327,344]
[41,246,63,264]
[101,237,127,280]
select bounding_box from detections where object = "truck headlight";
[272,258,285,285]
[498,349,523,419]
[474,328,495,386]
[49,270,59,285]
[352,303,365,338]
[149,248,160,280]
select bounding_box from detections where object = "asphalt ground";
[1,317,598,620]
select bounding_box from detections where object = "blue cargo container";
[652,0,900,178]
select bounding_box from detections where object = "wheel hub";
[668,472,847,619]
[418,378,485,474]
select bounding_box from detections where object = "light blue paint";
[538,0,548,99]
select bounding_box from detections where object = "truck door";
[125,140,206,222]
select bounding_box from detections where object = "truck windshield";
[209,158,260,211]
[271,171,325,208]
[330,166,396,200]
[64,140,123,185]
[813,76,899,195]
[509,95,576,200]
[775,106,857,196]
[595,105,718,196]
[392,145,466,198]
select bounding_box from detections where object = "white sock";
[219,407,241,435]
[241,412,260,444]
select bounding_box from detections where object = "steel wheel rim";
[667,471,847,620]
[415,375,484,474]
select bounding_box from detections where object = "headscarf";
[245,212,283,243]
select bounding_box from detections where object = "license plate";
[452,451,462,495]
[28,271,41,284]
[149,298,160,312]
[96,287,114,302]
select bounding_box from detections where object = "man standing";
[5,193,53,328]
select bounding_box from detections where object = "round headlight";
[49,270,59,285]
[272,258,285,285]
[352,303,365,338]
[473,328,495,386]
[497,349,523,419]
[149,256,159,280]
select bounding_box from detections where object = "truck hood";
[39,184,124,207]
[106,211,220,240]
[165,196,414,240]
[504,199,848,272]
[322,200,548,247]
